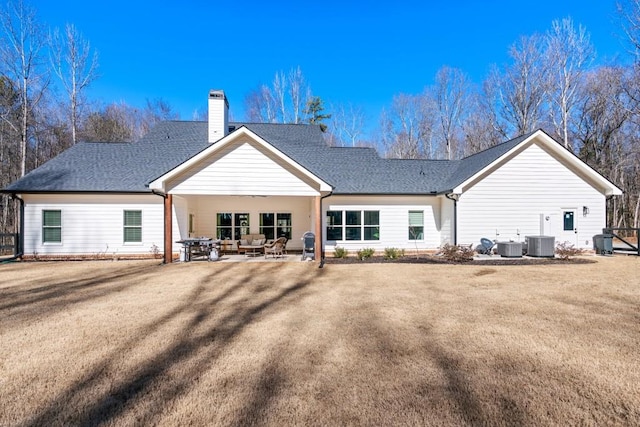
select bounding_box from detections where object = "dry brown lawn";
[1,256,639,426]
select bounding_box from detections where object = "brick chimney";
[208,90,229,143]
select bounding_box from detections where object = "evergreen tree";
[304,96,331,132]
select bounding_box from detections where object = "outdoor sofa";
[236,234,266,254]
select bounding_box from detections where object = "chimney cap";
[209,89,228,107]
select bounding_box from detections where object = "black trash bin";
[593,234,613,255]
[302,231,315,261]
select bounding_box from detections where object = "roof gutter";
[444,192,459,246]
[151,189,167,199]
[2,194,24,262]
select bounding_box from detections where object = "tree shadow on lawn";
[22,262,318,426]
[0,262,162,326]
[329,301,533,425]
[14,262,637,425]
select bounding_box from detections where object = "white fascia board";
[148,126,332,192]
[453,130,623,196]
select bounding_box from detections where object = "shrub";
[384,247,404,259]
[438,244,474,262]
[555,241,584,260]
[334,247,349,258]
[150,243,161,259]
[356,247,375,260]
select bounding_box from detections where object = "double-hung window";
[124,210,142,243]
[326,210,379,241]
[408,210,424,240]
[42,210,62,243]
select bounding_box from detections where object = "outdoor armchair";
[264,237,287,258]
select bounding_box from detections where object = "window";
[408,210,424,240]
[326,210,379,241]
[326,211,343,240]
[345,211,361,240]
[260,213,292,240]
[563,211,574,231]
[234,213,249,240]
[364,211,380,240]
[216,213,232,239]
[123,210,142,243]
[42,210,61,243]
[216,213,250,240]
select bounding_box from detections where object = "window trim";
[326,209,380,242]
[259,212,292,240]
[123,210,143,244]
[408,210,424,241]
[216,212,250,241]
[42,209,62,244]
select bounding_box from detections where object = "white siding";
[22,194,171,257]
[457,142,607,249]
[323,195,442,252]
[207,91,228,143]
[182,195,313,251]
[440,197,454,245]
[167,140,319,196]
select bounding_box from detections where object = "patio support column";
[314,195,322,262]
[164,194,173,264]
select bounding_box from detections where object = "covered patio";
[162,194,324,264]
[145,126,332,264]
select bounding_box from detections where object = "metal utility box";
[593,234,613,255]
[525,236,555,257]
[302,231,315,261]
[497,241,523,258]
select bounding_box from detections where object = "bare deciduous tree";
[289,66,308,124]
[0,0,49,177]
[140,98,179,136]
[432,66,470,159]
[380,93,434,159]
[492,34,549,136]
[617,0,640,57]
[461,90,506,156]
[546,17,595,149]
[244,67,313,125]
[245,85,276,123]
[329,103,366,147]
[49,23,99,145]
[82,102,136,143]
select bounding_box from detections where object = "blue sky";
[35,0,629,127]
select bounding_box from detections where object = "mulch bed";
[324,256,597,265]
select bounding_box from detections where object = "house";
[1,90,623,262]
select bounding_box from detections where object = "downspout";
[318,190,333,268]
[3,194,24,262]
[152,190,172,264]
[445,193,459,246]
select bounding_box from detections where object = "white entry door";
[560,209,578,245]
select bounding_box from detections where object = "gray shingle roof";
[2,121,536,195]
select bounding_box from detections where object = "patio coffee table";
[245,247,262,257]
